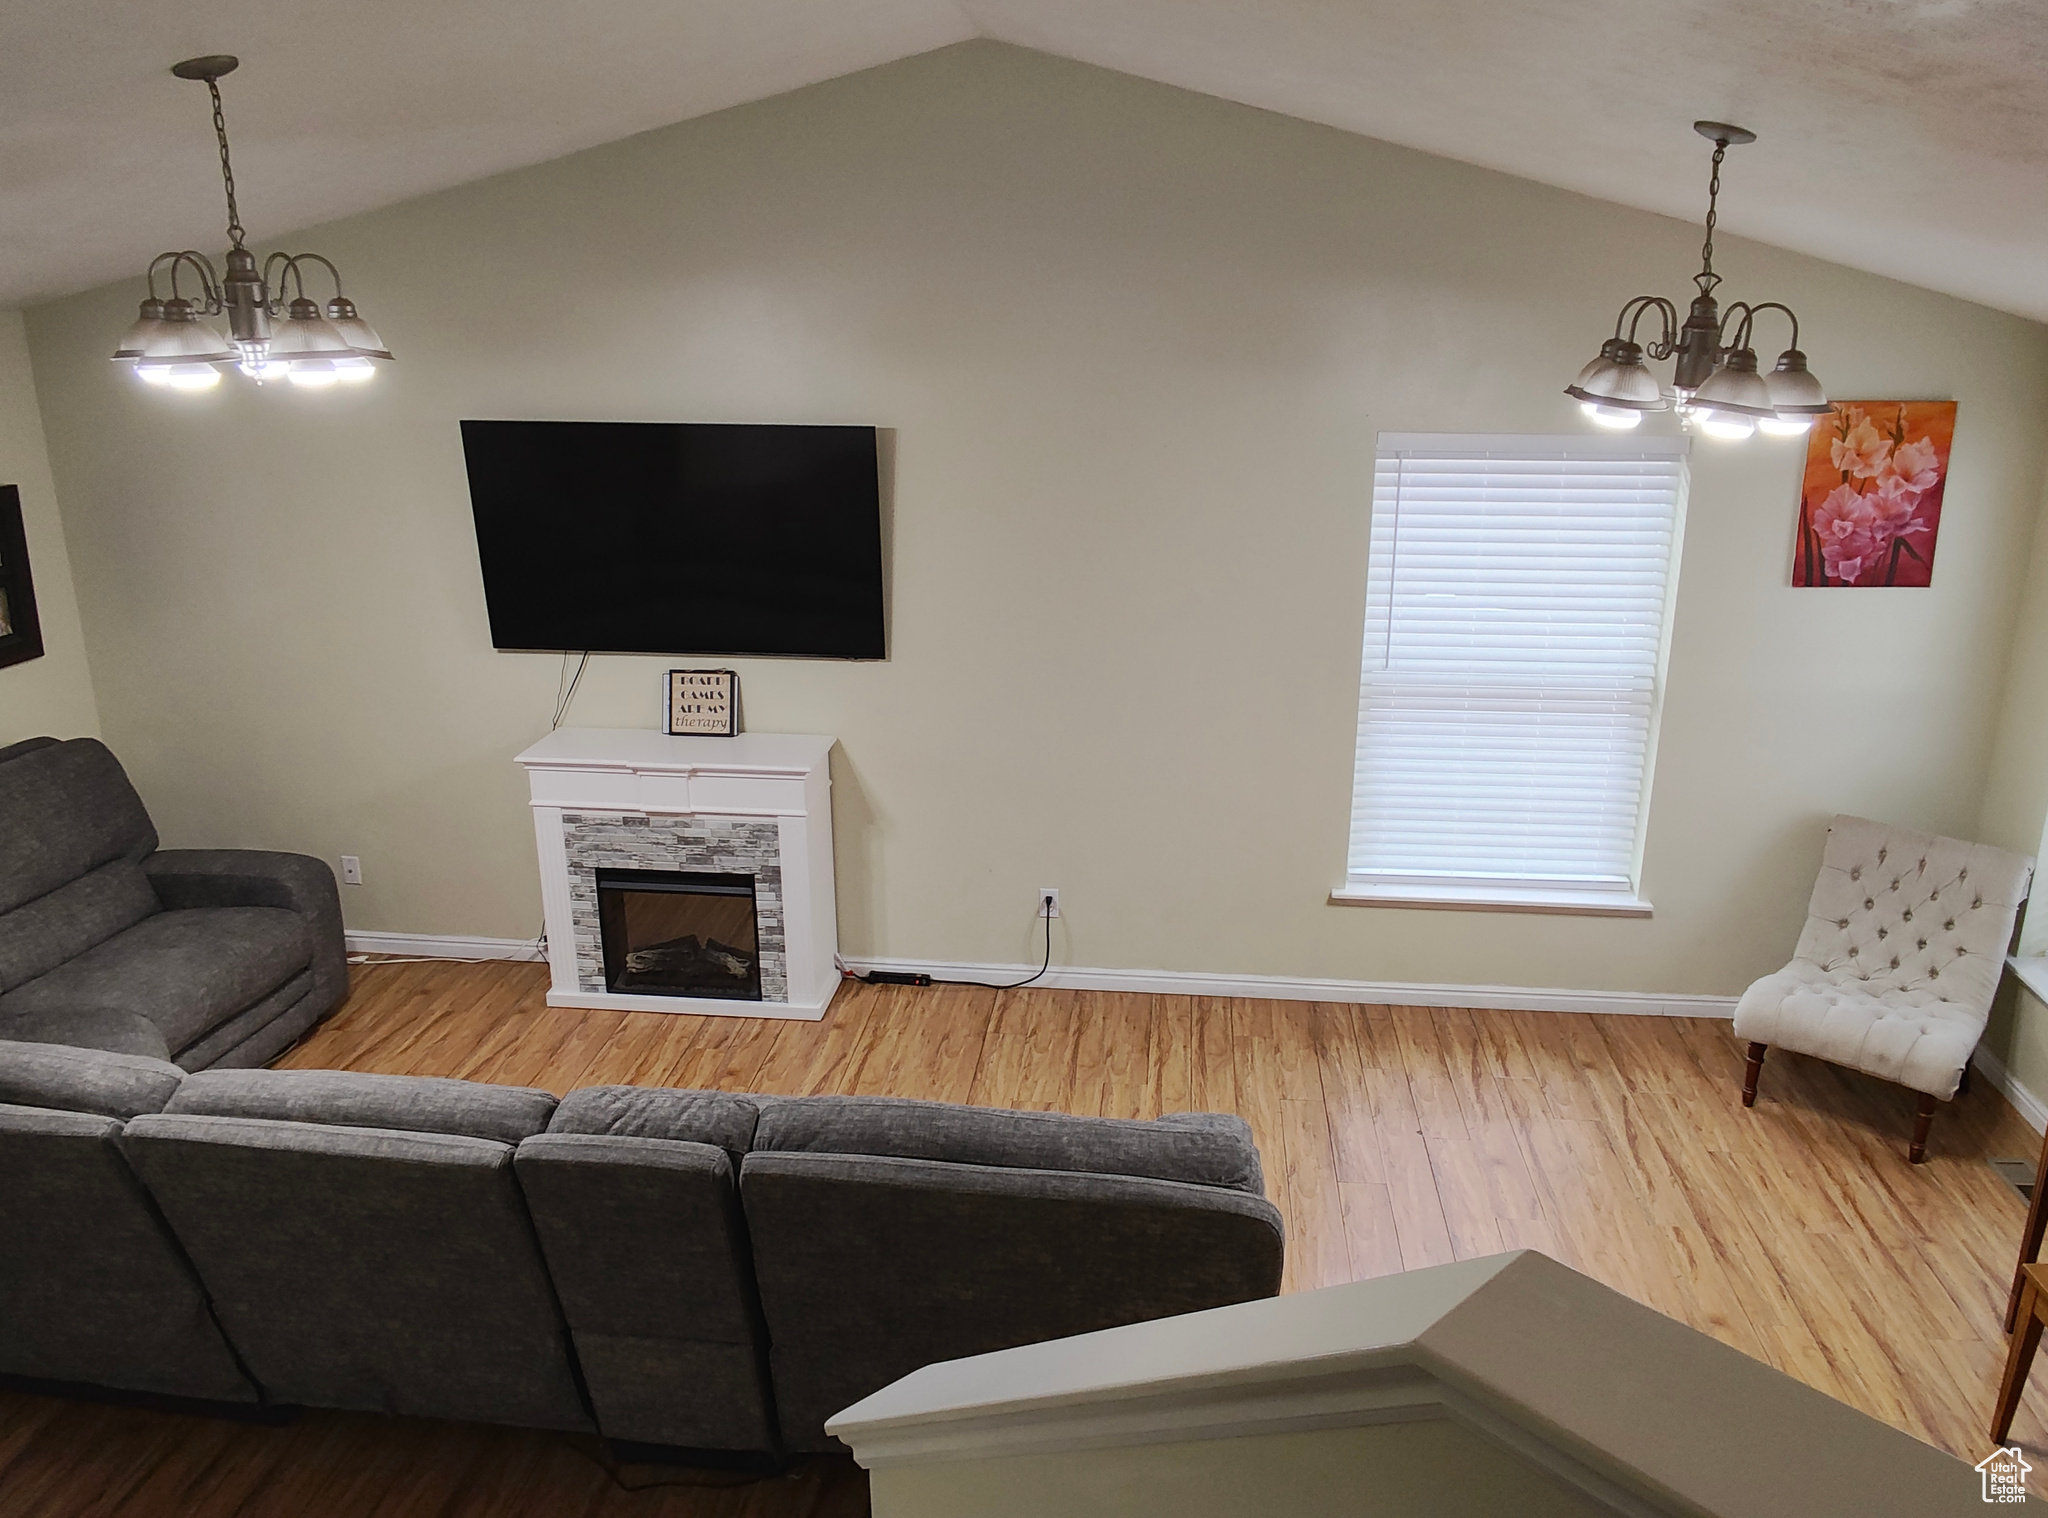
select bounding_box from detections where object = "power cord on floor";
[347,923,552,969]
[847,892,1056,991]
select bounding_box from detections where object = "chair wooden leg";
[2007,1122,2048,1331]
[1909,1092,1939,1164]
[1994,1275,2046,1444]
[1959,1062,1974,1098]
[1740,1043,1767,1108]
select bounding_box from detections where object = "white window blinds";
[1347,434,1686,901]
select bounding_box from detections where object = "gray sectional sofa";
[0,737,348,1068]
[0,1039,1284,1457]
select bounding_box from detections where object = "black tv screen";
[461,420,885,659]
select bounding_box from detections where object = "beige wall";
[868,1420,1606,1518]
[1976,465,2048,1093]
[24,42,2048,994]
[0,308,98,745]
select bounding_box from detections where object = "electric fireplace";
[595,867,762,1001]
[517,728,838,1020]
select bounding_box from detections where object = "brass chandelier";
[111,56,393,393]
[1566,122,1829,441]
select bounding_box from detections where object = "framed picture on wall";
[665,669,740,736]
[1791,401,1958,588]
[0,485,44,670]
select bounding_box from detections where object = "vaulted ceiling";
[5,0,2046,317]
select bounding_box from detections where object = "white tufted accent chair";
[1734,815,2032,1162]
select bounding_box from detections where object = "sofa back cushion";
[168,1067,557,1142]
[0,860,162,993]
[0,1038,185,1118]
[740,1099,1284,1452]
[549,1084,760,1153]
[0,1103,257,1402]
[0,739,158,916]
[516,1131,775,1452]
[122,1112,588,1431]
[754,1096,1265,1193]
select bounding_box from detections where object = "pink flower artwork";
[1792,401,1956,588]
[1829,410,1892,480]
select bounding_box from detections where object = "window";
[1337,434,1686,914]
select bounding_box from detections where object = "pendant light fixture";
[111,56,393,392]
[1565,123,1828,440]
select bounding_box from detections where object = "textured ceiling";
[4,0,2047,317]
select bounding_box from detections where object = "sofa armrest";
[141,850,349,1028]
[144,849,338,917]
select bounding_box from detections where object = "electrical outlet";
[1039,888,1060,919]
[339,855,363,886]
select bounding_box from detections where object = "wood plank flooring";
[6,961,2047,1513]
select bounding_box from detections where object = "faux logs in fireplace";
[595,868,762,1001]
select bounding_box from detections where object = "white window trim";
[1328,882,1655,916]
[1337,432,1689,916]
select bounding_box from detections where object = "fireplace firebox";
[595,868,762,1001]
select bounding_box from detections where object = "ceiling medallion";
[1566,123,1829,441]
[111,56,393,393]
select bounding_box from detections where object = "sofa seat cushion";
[1733,960,1985,1099]
[0,907,312,1057]
[753,1095,1266,1194]
[548,1084,760,1153]
[0,1038,184,1117]
[168,1067,557,1143]
[168,972,314,1073]
[0,1005,171,1062]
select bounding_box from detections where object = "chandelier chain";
[1697,139,1726,294]
[207,78,247,251]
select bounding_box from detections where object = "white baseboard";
[1971,1043,2048,1135]
[345,932,2048,1129]
[344,934,1736,1017]
[345,930,546,963]
[839,955,1739,1019]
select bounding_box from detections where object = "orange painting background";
[1791,400,1956,587]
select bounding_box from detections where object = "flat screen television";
[461,420,885,659]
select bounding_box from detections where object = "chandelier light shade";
[1689,348,1776,418]
[117,300,237,365]
[111,56,393,393]
[1565,123,1828,442]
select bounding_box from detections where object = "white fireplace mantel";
[515,727,839,1020]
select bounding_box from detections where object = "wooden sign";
[666,669,739,736]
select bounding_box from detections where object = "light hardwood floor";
[5,960,2047,1513]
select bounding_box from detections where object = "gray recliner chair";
[740,1095,1286,1452]
[123,1068,591,1431]
[0,736,347,1069]
[515,1085,779,1453]
[0,1041,259,1403]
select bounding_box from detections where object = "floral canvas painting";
[1792,401,1957,587]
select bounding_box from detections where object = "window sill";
[1329,883,1654,918]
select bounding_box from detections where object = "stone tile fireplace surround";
[515,728,838,1019]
